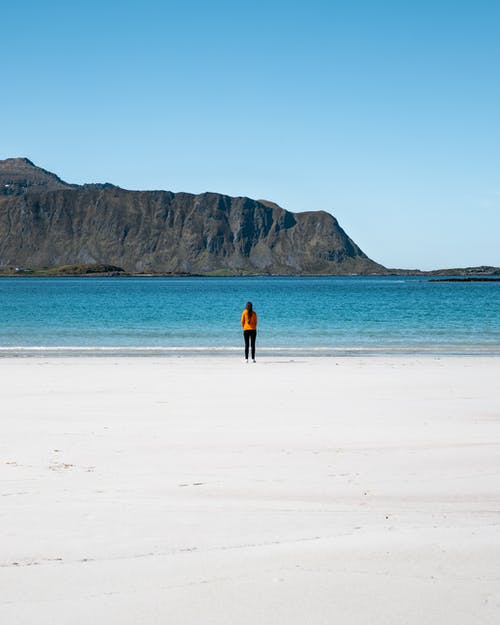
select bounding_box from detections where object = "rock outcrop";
[0,158,385,275]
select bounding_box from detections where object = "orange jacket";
[241,309,258,331]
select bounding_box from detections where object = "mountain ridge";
[0,158,385,275]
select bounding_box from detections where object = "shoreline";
[1,346,500,357]
[1,269,499,278]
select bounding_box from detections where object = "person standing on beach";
[241,301,257,363]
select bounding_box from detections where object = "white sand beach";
[1,356,499,624]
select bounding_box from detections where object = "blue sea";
[0,276,499,356]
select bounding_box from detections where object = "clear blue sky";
[2,0,499,269]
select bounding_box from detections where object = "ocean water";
[0,276,499,355]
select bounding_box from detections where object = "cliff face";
[0,158,384,275]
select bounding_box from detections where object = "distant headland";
[0,158,498,277]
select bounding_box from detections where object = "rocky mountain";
[0,158,385,275]
[0,157,76,194]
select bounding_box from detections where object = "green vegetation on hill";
[0,264,126,277]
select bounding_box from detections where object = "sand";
[1,355,499,624]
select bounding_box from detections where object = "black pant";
[244,330,256,360]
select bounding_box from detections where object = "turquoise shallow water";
[0,276,499,355]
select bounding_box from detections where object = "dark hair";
[246,301,253,321]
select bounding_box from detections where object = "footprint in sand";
[49,462,74,472]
